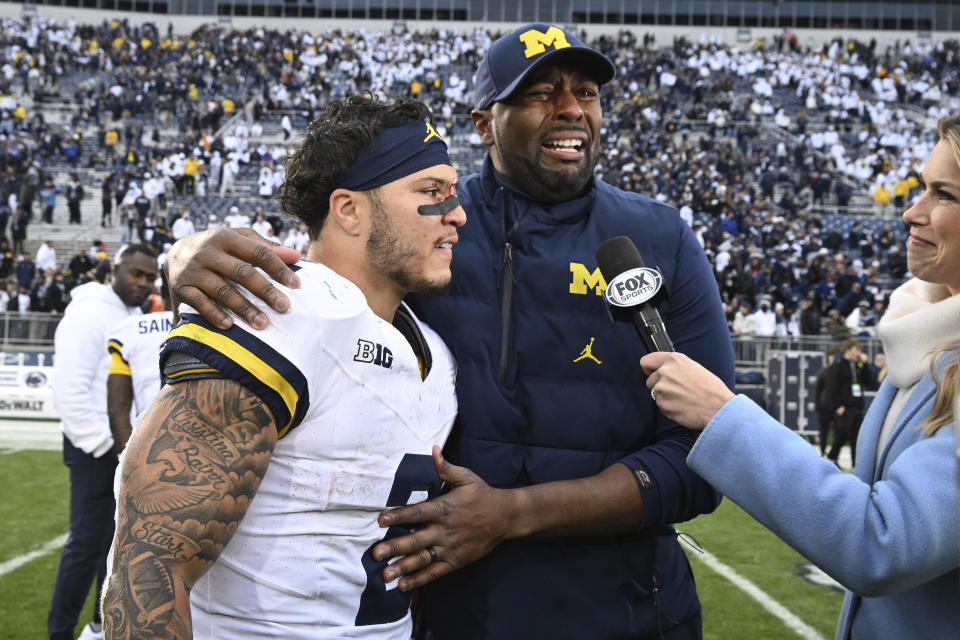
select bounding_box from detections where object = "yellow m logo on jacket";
[518,26,571,59]
[569,263,606,295]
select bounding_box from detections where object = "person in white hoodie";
[751,297,777,336]
[36,240,57,273]
[48,244,158,640]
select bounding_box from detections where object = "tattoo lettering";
[103,379,277,639]
[131,521,203,562]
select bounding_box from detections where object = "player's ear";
[328,188,363,236]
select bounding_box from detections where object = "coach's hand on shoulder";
[165,227,301,330]
[373,446,517,591]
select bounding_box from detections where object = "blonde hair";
[937,113,960,168]
[916,114,960,436]
[920,341,960,436]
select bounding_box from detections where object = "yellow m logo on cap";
[518,26,571,59]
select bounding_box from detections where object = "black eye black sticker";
[418,196,460,216]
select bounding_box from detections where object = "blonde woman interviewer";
[643,114,960,640]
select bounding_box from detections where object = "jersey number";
[355,453,441,626]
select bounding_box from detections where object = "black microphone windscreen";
[596,236,646,281]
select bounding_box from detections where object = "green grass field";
[680,499,843,639]
[0,448,842,640]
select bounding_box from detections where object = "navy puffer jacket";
[407,159,735,640]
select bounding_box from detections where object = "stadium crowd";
[2,16,960,339]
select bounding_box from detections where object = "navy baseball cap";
[473,23,616,111]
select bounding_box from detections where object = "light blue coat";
[687,372,959,639]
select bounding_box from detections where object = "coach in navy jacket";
[402,157,734,638]
[380,25,735,639]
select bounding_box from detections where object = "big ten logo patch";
[569,262,607,295]
[354,339,394,369]
[518,26,571,59]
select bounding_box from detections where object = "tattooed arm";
[102,378,278,640]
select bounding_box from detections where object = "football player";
[102,94,465,639]
[105,299,175,453]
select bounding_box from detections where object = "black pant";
[816,410,834,455]
[68,201,81,224]
[828,409,863,467]
[47,437,118,640]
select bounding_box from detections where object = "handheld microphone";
[595,236,674,353]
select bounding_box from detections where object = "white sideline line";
[680,537,826,640]
[0,533,68,578]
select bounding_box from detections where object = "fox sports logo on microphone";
[604,268,663,308]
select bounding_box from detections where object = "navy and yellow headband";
[339,119,452,192]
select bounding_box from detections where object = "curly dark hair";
[276,92,436,239]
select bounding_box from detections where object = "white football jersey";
[107,311,175,419]
[163,262,458,639]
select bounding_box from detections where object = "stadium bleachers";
[2,17,958,352]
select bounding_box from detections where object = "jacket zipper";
[498,241,513,384]
[496,186,513,385]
